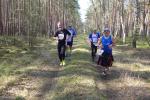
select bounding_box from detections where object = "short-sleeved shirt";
[101,35,113,54]
[67,28,76,42]
[89,33,100,43]
[54,29,71,45]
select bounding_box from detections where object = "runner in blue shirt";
[88,29,100,62]
[97,28,115,75]
[66,26,77,56]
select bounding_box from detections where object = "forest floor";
[0,34,150,100]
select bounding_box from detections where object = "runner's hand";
[88,42,91,47]
[108,44,112,48]
[99,44,103,48]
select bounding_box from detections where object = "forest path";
[0,34,150,100]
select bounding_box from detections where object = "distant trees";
[0,0,3,34]
[86,0,150,47]
[0,0,81,46]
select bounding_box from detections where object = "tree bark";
[0,0,3,35]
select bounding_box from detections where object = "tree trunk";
[0,0,3,35]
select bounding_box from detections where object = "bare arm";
[109,36,115,48]
[99,37,103,48]
[86,37,92,46]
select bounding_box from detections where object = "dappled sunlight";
[96,80,107,90]
[50,39,57,46]
[46,75,101,100]
[59,65,98,78]
[72,48,90,53]
[68,60,92,65]
[113,50,122,55]
[56,75,95,89]
[115,56,150,66]
[116,74,149,100]
[0,39,57,98]
[7,87,29,98]
[79,76,95,87]
[114,62,150,72]
[0,76,18,90]
[49,34,150,99]
[96,73,145,89]
[0,0,150,98]
[96,68,150,100]
[1,32,150,99]
[73,44,84,48]
[110,63,150,83]
[15,65,39,73]
[119,74,145,87]
[33,43,45,48]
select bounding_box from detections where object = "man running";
[54,22,71,66]
[66,25,77,57]
[88,29,100,62]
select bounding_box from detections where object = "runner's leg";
[58,44,63,65]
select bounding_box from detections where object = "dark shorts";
[67,41,73,47]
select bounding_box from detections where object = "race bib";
[58,34,64,40]
[92,34,98,43]
[97,49,104,56]
[93,42,98,46]
[92,38,98,43]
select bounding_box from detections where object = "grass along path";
[0,34,150,100]
[45,34,150,100]
[0,39,60,100]
[45,36,104,100]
